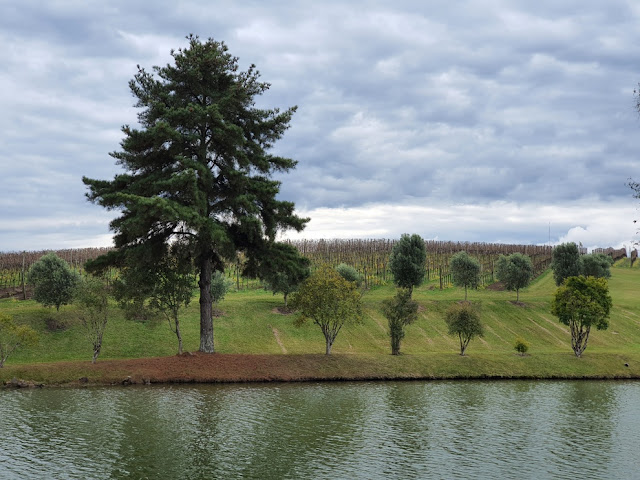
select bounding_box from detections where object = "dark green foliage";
[444,302,483,355]
[83,35,307,353]
[27,253,80,312]
[382,288,419,355]
[551,243,582,286]
[291,264,362,355]
[495,253,534,302]
[514,337,530,356]
[75,276,111,363]
[551,276,612,357]
[581,253,613,279]
[258,242,310,307]
[389,234,426,294]
[335,263,362,287]
[450,251,481,301]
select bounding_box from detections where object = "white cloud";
[2,1,640,252]
[281,200,637,251]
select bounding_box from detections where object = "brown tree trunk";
[199,254,215,353]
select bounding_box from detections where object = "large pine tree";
[83,35,307,353]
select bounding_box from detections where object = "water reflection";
[1,381,639,479]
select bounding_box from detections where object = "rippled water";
[1,381,639,479]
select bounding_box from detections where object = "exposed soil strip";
[270,325,287,354]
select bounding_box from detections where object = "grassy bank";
[2,266,639,385]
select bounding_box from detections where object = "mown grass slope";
[1,266,639,383]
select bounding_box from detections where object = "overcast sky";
[2,0,640,252]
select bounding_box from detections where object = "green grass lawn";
[2,265,640,382]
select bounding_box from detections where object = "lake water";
[1,380,639,479]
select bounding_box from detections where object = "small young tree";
[389,234,426,295]
[148,252,195,355]
[551,243,582,286]
[211,271,232,315]
[258,242,311,308]
[291,264,362,355]
[581,253,613,279]
[27,253,80,312]
[382,288,419,355]
[0,313,39,368]
[551,276,612,357]
[75,276,110,364]
[495,253,534,302]
[444,302,483,356]
[335,263,362,287]
[450,251,481,301]
[514,337,530,356]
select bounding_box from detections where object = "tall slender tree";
[389,233,427,296]
[83,35,307,353]
[450,251,480,301]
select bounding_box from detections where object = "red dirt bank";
[3,353,401,387]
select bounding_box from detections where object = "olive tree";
[335,263,362,287]
[581,253,613,279]
[0,313,39,368]
[389,234,426,295]
[444,302,483,356]
[75,276,111,363]
[148,250,195,355]
[291,264,362,355]
[450,251,480,301]
[495,253,534,302]
[27,253,79,312]
[551,276,612,357]
[211,271,232,315]
[382,288,418,355]
[551,243,582,286]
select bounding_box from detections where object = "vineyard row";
[0,241,629,292]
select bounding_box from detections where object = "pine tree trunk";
[199,255,215,353]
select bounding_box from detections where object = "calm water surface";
[1,380,639,479]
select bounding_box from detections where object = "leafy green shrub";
[444,302,483,355]
[335,263,362,286]
[211,271,232,314]
[382,288,418,355]
[514,337,530,356]
[0,313,39,368]
[27,253,80,312]
[450,251,481,300]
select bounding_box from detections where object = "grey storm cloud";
[1,0,639,251]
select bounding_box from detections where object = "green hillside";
[2,265,639,383]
